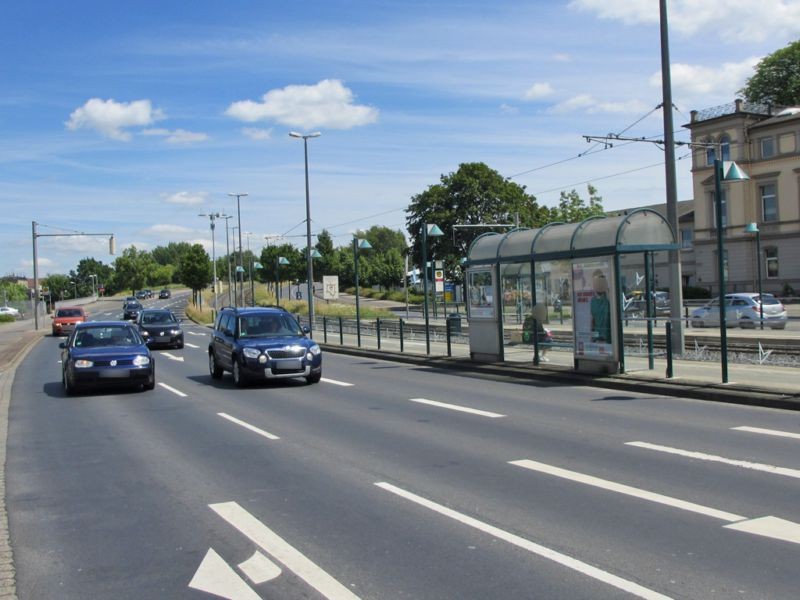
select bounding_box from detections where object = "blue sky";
[2,0,799,277]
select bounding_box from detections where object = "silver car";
[690,293,787,329]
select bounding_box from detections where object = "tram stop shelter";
[464,209,678,374]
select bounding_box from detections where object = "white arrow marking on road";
[238,551,281,584]
[626,441,800,480]
[732,426,800,441]
[187,331,207,336]
[409,397,505,418]
[185,342,200,349]
[321,378,353,387]
[188,548,260,599]
[209,501,361,600]
[375,482,672,600]
[158,382,187,397]
[218,413,279,441]
[161,352,184,362]
[510,459,800,546]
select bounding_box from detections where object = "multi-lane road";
[6,293,800,598]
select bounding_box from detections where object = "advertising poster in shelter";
[572,258,617,360]
[468,269,495,318]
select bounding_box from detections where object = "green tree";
[42,274,72,301]
[406,162,551,276]
[551,185,605,223]
[176,244,212,297]
[113,246,157,293]
[0,280,30,303]
[73,257,115,296]
[740,40,800,106]
[314,229,336,276]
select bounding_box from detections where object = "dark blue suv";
[208,306,322,387]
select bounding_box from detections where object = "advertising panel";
[322,275,339,300]
[572,258,617,360]
[468,269,495,319]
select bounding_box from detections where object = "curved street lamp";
[290,131,322,335]
[227,193,248,306]
[353,238,372,347]
[275,256,290,307]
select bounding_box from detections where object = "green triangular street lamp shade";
[427,224,444,237]
[744,223,759,234]
[357,239,372,249]
[235,266,245,273]
[253,262,263,269]
[310,249,322,258]
[723,161,750,181]
[278,257,290,265]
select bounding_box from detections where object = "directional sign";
[434,269,444,293]
[323,275,339,300]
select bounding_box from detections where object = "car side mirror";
[58,342,66,349]
[302,326,310,334]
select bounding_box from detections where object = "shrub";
[683,286,711,300]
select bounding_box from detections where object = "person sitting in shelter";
[530,303,552,362]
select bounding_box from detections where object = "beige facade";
[686,100,800,297]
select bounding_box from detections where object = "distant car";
[159,289,171,299]
[123,301,143,321]
[0,306,21,318]
[208,306,322,387]
[690,293,787,330]
[124,296,136,305]
[60,321,155,395]
[135,290,149,300]
[136,309,184,349]
[51,306,87,336]
[624,291,670,318]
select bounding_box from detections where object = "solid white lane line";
[189,548,260,599]
[158,382,187,397]
[732,426,800,441]
[510,459,743,522]
[626,441,800,480]
[724,516,800,545]
[409,398,505,418]
[217,413,279,441]
[375,482,672,600]
[321,378,354,387]
[209,501,361,600]
[184,342,200,349]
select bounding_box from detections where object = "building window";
[709,188,727,228]
[760,183,778,222]
[719,135,731,161]
[765,247,779,278]
[760,137,775,159]
[705,138,715,166]
[680,228,693,249]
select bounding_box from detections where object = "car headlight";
[243,347,261,359]
[308,344,321,356]
[74,359,93,368]
[170,329,181,336]
[133,355,151,366]
[141,330,149,336]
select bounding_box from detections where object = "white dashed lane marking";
[732,426,800,441]
[409,397,505,418]
[321,378,353,387]
[218,413,279,441]
[158,382,187,397]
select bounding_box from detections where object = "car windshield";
[142,312,176,325]
[74,326,141,348]
[238,314,301,338]
[56,309,83,317]
[127,302,142,309]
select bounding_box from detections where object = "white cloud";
[163,191,207,206]
[241,127,273,140]
[653,58,760,102]
[552,53,571,63]
[524,82,554,101]
[225,79,379,129]
[145,224,193,236]
[499,103,519,115]
[142,128,209,143]
[569,0,800,42]
[548,94,595,114]
[548,94,650,116]
[66,98,164,141]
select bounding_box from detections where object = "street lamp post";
[228,193,248,307]
[421,223,444,355]
[713,157,749,383]
[220,215,233,306]
[88,274,98,297]
[290,131,321,335]
[275,257,289,307]
[744,222,764,330]
[199,212,222,309]
[69,280,78,299]
[353,237,372,347]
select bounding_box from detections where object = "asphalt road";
[6,294,800,599]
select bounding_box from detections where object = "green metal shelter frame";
[465,209,678,371]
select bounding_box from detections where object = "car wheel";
[209,352,223,379]
[232,359,247,388]
[142,367,155,391]
[306,371,322,384]
[63,368,78,396]
[740,317,755,329]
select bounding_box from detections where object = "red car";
[52,306,87,336]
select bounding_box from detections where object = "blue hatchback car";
[61,321,155,395]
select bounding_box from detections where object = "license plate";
[100,369,130,378]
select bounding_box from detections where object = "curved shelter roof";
[467,209,677,265]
